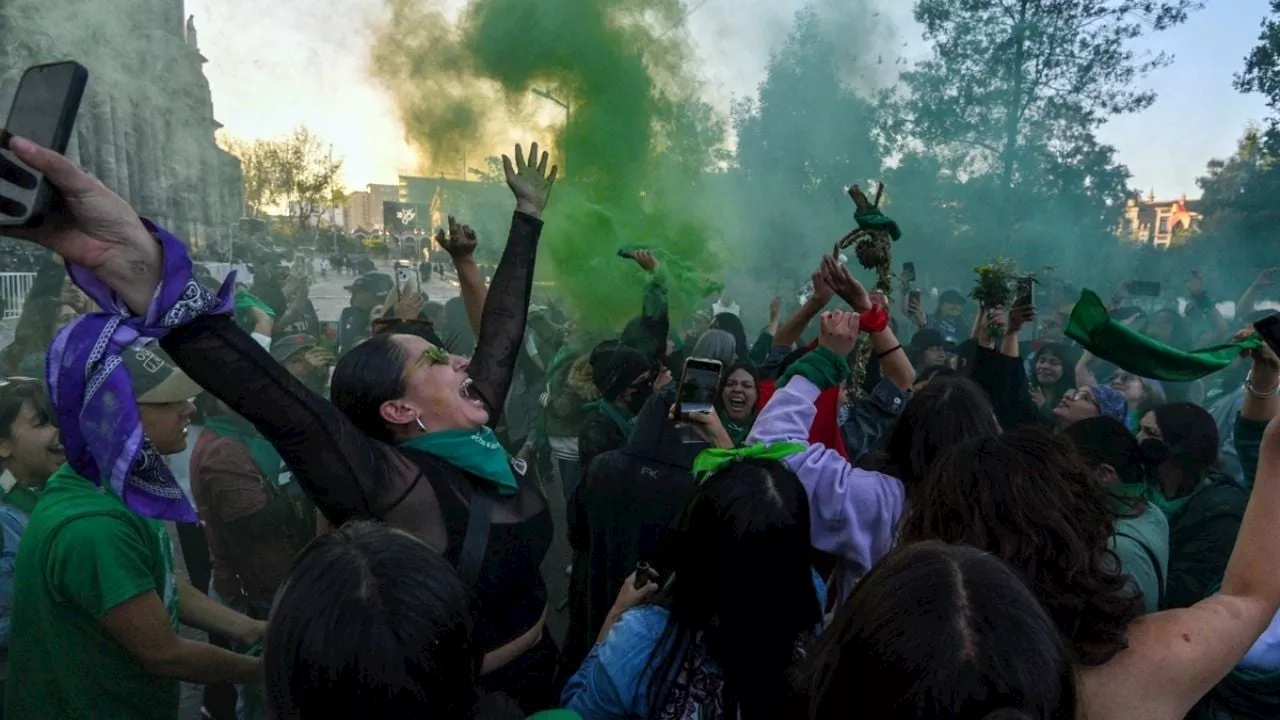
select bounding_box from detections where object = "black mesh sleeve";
[468,211,544,428]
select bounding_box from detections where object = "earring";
[415,417,427,432]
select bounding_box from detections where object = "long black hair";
[263,521,521,720]
[642,459,820,719]
[794,541,1077,720]
[330,333,409,442]
[872,376,1002,492]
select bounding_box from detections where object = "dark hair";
[710,313,749,362]
[644,459,820,719]
[1150,402,1220,496]
[1064,417,1161,487]
[0,377,51,441]
[0,297,61,376]
[263,521,520,719]
[794,541,1076,720]
[913,365,959,386]
[330,333,409,442]
[880,376,1001,489]
[900,428,1143,666]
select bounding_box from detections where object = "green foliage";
[884,0,1199,278]
[970,257,1019,308]
[729,4,885,288]
[222,127,345,234]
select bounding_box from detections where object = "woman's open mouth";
[460,377,485,407]
[726,396,748,412]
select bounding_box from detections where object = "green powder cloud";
[372,0,725,331]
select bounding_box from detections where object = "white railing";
[0,272,36,320]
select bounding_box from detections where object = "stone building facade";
[0,0,243,249]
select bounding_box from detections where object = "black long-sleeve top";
[162,211,550,654]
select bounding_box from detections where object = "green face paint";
[407,345,452,380]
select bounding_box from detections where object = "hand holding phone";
[902,261,916,283]
[676,358,722,420]
[1,61,89,228]
[1253,315,1280,364]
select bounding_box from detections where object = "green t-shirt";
[5,464,180,720]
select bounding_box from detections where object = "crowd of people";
[2,131,1280,720]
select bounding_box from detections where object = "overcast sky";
[186,0,1274,199]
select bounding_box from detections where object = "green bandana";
[717,409,754,448]
[234,290,277,319]
[205,415,284,483]
[585,399,636,439]
[1066,290,1262,381]
[400,428,519,496]
[1145,482,1195,522]
[854,205,902,241]
[779,346,850,391]
[692,441,806,479]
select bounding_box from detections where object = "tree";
[894,0,1200,254]
[222,126,345,234]
[730,4,885,286]
[1237,0,1280,144]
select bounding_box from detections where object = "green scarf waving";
[1066,290,1261,382]
[400,428,519,496]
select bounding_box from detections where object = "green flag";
[1066,289,1260,382]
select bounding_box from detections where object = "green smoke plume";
[372,0,726,330]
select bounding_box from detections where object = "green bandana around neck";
[717,409,753,447]
[585,399,636,439]
[779,346,850,391]
[1066,290,1262,382]
[1144,481,1195,521]
[204,415,284,484]
[400,428,519,496]
[234,290,277,319]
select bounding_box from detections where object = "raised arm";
[439,218,487,337]
[464,144,557,426]
[1086,408,1280,717]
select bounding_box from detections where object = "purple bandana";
[46,220,234,522]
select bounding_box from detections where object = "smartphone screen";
[903,262,916,282]
[677,358,722,418]
[1255,315,1280,359]
[5,62,85,149]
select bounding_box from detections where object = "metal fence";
[0,272,36,320]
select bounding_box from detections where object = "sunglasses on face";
[1063,389,1098,406]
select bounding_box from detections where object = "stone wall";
[0,0,244,248]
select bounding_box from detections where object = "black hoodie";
[558,387,708,686]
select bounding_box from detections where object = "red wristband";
[859,305,889,334]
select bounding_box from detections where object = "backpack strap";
[457,487,493,587]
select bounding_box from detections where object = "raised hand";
[823,255,872,312]
[3,135,160,313]
[631,249,659,272]
[769,296,782,324]
[811,264,835,306]
[819,311,861,357]
[442,215,478,258]
[503,142,558,218]
[393,286,424,319]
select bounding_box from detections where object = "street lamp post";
[531,87,570,173]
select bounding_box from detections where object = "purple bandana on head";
[46,219,234,522]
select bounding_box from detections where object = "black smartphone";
[1015,276,1036,308]
[676,357,722,419]
[908,288,923,307]
[902,262,916,283]
[1125,280,1162,298]
[0,61,89,228]
[1255,315,1280,359]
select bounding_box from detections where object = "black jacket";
[559,387,707,683]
